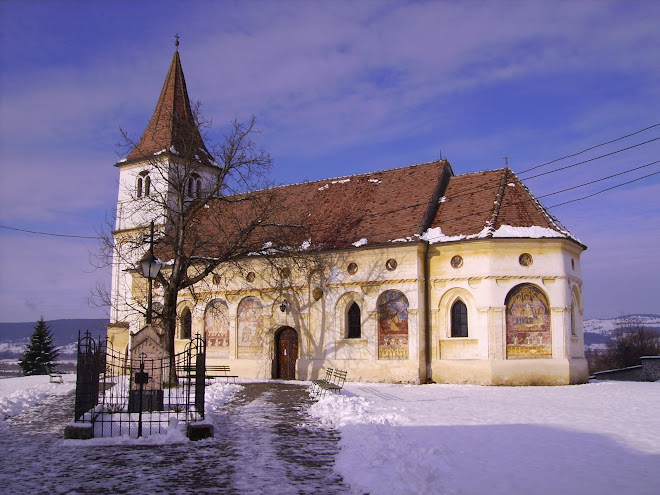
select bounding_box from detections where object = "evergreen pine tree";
[18,317,60,375]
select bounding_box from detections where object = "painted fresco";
[378,290,409,359]
[237,297,264,356]
[204,300,230,357]
[506,284,551,359]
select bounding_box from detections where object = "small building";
[108,47,588,386]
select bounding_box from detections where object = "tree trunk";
[162,286,179,385]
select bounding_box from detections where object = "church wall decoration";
[505,284,551,359]
[237,296,264,356]
[204,299,230,357]
[378,290,409,359]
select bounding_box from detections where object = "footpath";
[0,381,353,494]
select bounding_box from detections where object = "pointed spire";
[124,42,215,167]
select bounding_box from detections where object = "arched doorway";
[275,327,298,380]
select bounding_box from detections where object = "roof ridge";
[484,168,509,237]
[269,159,449,191]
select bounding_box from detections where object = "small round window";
[347,262,358,275]
[519,253,533,267]
[451,255,463,269]
[212,274,221,285]
[246,271,256,283]
[385,259,397,271]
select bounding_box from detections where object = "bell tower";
[109,39,222,332]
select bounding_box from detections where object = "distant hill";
[584,314,660,349]
[0,319,108,358]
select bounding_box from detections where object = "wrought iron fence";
[72,331,206,438]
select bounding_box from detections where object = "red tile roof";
[428,168,579,243]
[169,162,583,262]
[122,51,215,168]
[182,160,452,258]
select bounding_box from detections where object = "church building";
[107,47,589,386]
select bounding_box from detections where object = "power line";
[538,160,660,198]
[0,224,100,239]
[518,123,660,175]
[521,136,660,180]
[547,171,660,208]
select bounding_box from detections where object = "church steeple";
[124,41,215,167]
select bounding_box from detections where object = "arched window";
[347,302,361,338]
[188,174,201,198]
[180,307,192,340]
[137,170,151,198]
[451,300,468,337]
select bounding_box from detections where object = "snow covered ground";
[1,376,658,494]
[312,381,660,494]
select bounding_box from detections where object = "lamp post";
[140,221,162,325]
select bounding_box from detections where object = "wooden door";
[277,327,298,380]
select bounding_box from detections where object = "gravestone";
[128,324,165,412]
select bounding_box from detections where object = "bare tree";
[588,316,660,373]
[93,104,316,383]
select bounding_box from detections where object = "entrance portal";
[276,327,298,380]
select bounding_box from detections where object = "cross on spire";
[174,34,180,51]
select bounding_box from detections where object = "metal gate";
[72,331,206,438]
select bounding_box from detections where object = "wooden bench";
[205,365,238,383]
[310,368,334,396]
[176,365,238,383]
[315,369,347,397]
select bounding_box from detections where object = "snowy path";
[0,381,351,494]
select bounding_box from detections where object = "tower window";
[188,174,201,198]
[137,171,151,198]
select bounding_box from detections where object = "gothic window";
[451,300,468,337]
[180,307,192,340]
[188,174,201,198]
[570,302,576,336]
[347,302,361,338]
[137,170,151,198]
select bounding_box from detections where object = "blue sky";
[0,0,658,322]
